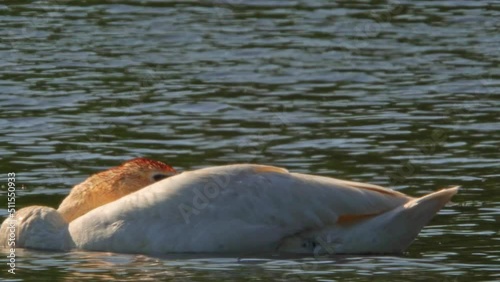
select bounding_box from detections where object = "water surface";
[0,0,499,281]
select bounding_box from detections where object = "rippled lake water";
[0,0,499,281]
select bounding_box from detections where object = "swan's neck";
[58,169,151,222]
[0,206,74,251]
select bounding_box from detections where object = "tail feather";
[334,186,459,254]
[278,187,459,254]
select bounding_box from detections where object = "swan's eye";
[152,174,167,181]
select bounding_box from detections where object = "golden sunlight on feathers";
[57,158,176,222]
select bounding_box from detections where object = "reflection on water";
[2,249,494,281]
[0,0,499,281]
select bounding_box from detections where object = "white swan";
[0,158,458,255]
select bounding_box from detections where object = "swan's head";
[58,157,177,222]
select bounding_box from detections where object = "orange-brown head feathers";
[117,157,177,182]
[58,158,177,222]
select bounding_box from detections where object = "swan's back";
[69,164,412,254]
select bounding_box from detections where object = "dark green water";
[0,0,499,281]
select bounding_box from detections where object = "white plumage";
[0,164,458,255]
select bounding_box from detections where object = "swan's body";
[1,161,458,255]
